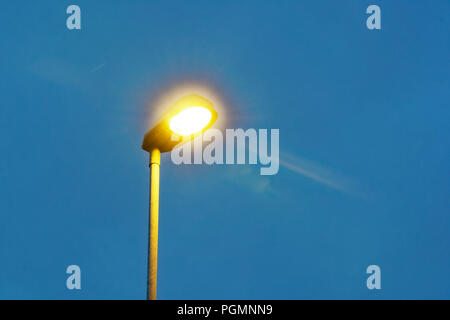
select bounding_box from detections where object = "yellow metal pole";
[147,148,160,300]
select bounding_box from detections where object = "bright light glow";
[169,107,212,135]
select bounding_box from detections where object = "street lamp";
[142,94,218,300]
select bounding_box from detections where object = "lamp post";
[142,94,218,300]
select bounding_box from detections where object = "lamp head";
[142,94,218,153]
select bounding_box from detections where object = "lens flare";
[169,106,212,135]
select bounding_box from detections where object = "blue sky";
[1,1,449,299]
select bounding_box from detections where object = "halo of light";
[147,81,228,133]
[169,106,212,135]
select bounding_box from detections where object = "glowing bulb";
[169,107,212,136]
